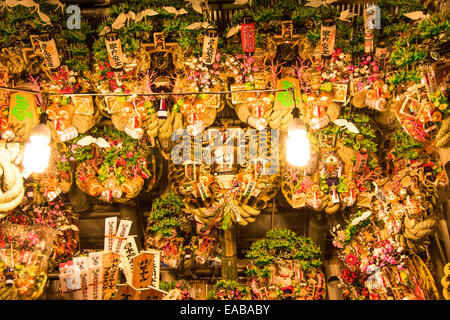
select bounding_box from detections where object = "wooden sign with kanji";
[102,252,121,295]
[114,284,140,300]
[8,92,38,141]
[137,286,167,300]
[132,252,155,289]
[274,77,302,112]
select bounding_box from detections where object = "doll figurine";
[272,260,295,300]
[4,266,14,286]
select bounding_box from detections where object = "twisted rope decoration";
[0,155,24,217]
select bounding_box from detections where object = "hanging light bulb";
[286,98,310,167]
[22,113,51,174]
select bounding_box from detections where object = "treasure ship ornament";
[169,127,280,230]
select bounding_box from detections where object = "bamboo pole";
[221,226,238,281]
[308,210,328,262]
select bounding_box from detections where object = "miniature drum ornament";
[365,95,387,111]
[46,187,61,201]
[101,189,113,201]
[248,116,266,130]
[121,176,144,196]
[57,125,78,142]
[112,188,123,199]
[86,178,103,197]
[431,111,442,122]
[124,126,143,140]
[46,104,59,119]
[310,115,330,131]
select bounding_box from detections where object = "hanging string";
[0,86,286,96]
[10,242,14,269]
[0,86,39,94]
[0,68,408,98]
[271,197,275,230]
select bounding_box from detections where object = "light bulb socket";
[39,112,49,124]
[291,106,300,119]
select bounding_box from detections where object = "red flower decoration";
[345,253,359,266]
[109,80,118,91]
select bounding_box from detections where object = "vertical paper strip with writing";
[120,236,139,283]
[88,252,103,300]
[88,265,103,300]
[104,217,117,252]
[132,252,155,289]
[79,269,89,300]
[72,257,88,300]
[112,219,133,254]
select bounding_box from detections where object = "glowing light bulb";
[23,141,50,173]
[286,129,310,167]
[286,112,310,167]
[22,113,51,173]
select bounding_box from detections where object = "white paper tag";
[88,265,103,300]
[120,236,139,284]
[71,269,82,290]
[104,217,118,252]
[73,256,88,271]
[59,271,76,294]
[112,220,133,254]
[79,269,89,300]
[88,252,103,267]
